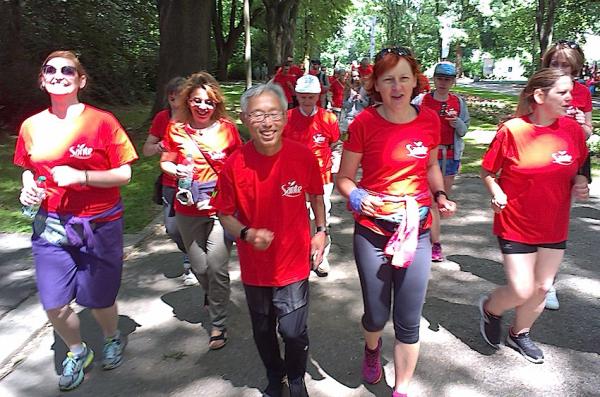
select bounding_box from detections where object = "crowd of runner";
[13,39,593,396]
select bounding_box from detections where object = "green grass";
[454,86,518,106]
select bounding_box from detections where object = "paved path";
[0,175,598,396]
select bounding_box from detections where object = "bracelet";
[433,190,448,202]
[315,225,329,235]
[240,226,250,241]
[81,170,89,186]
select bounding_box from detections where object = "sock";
[106,329,121,341]
[70,343,85,357]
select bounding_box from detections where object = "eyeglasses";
[41,65,77,77]
[247,111,284,123]
[557,40,579,49]
[189,98,216,108]
[375,47,412,62]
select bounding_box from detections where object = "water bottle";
[178,154,194,190]
[22,176,47,219]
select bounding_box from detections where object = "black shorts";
[498,238,566,254]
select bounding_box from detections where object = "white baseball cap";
[295,75,321,94]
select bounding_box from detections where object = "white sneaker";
[545,286,559,310]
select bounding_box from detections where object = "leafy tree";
[262,0,301,71]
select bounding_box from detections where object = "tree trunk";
[262,0,300,73]
[535,0,559,69]
[152,0,213,116]
[455,43,464,77]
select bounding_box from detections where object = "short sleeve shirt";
[283,107,340,184]
[344,106,441,235]
[571,81,593,112]
[210,139,324,287]
[163,118,242,216]
[273,73,297,103]
[149,109,177,187]
[481,116,588,243]
[421,93,461,155]
[13,105,138,218]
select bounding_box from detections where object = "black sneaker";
[263,374,285,397]
[506,331,544,364]
[478,295,502,349]
[288,377,309,397]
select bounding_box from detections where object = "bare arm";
[427,147,456,217]
[336,149,383,216]
[480,168,507,213]
[218,213,274,251]
[51,164,132,188]
[308,193,327,266]
[142,134,165,157]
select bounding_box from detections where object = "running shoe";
[392,392,408,397]
[545,285,559,310]
[362,338,383,384]
[183,270,199,286]
[506,330,544,364]
[58,343,94,391]
[431,242,443,262]
[478,295,502,349]
[102,333,125,370]
[315,258,330,277]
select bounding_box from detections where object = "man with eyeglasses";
[211,83,326,397]
[283,74,340,277]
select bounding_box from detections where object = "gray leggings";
[176,214,232,330]
[353,223,432,344]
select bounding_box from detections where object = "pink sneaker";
[431,242,443,262]
[392,391,408,397]
[362,338,382,384]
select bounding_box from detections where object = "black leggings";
[354,223,432,344]
[244,280,309,383]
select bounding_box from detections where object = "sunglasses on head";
[375,46,412,62]
[557,40,579,49]
[42,65,77,77]
[189,98,216,107]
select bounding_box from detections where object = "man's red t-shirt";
[571,80,593,112]
[283,107,340,184]
[344,106,441,235]
[421,93,461,158]
[273,73,297,103]
[14,105,138,219]
[481,116,588,243]
[163,119,242,216]
[149,109,177,187]
[210,139,324,287]
[329,77,345,109]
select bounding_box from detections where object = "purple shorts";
[32,217,124,311]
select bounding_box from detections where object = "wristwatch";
[315,225,329,235]
[433,190,448,203]
[240,226,250,241]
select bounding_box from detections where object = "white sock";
[70,343,85,357]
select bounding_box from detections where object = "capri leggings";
[353,222,432,344]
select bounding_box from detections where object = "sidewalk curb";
[0,211,164,377]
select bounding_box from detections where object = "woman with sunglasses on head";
[160,72,242,350]
[14,50,138,391]
[540,40,594,310]
[142,77,198,286]
[336,47,456,397]
[478,68,589,364]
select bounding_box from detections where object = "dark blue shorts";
[32,217,124,310]
[438,159,461,176]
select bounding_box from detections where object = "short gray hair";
[240,83,288,113]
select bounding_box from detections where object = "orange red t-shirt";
[162,118,242,216]
[273,72,297,103]
[148,109,177,187]
[13,105,138,218]
[329,77,345,108]
[210,139,323,287]
[283,107,340,184]
[571,80,592,112]
[481,116,588,243]
[358,64,373,77]
[344,106,441,235]
[420,93,461,158]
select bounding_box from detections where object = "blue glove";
[349,188,369,213]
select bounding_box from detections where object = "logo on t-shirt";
[406,141,428,159]
[313,133,327,145]
[281,180,303,198]
[551,150,574,166]
[69,143,93,159]
[208,150,226,161]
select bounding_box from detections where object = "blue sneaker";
[102,333,125,370]
[58,343,94,391]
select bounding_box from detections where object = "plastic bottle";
[22,176,47,219]
[178,154,194,190]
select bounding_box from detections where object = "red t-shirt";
[358,65,373,77]
[210,139,324,287]
[571,80,593,112]
[283,107,340,184]
[163,118,242,216]
[273,73,297,103]
[481,116,588,243]
[13,105,138,219]
[418,74,431,93]
[421,93,461,157]
[149,109,177,187]
[329,77,345,108]
[289,65,303,78]
[344,106,441,235]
